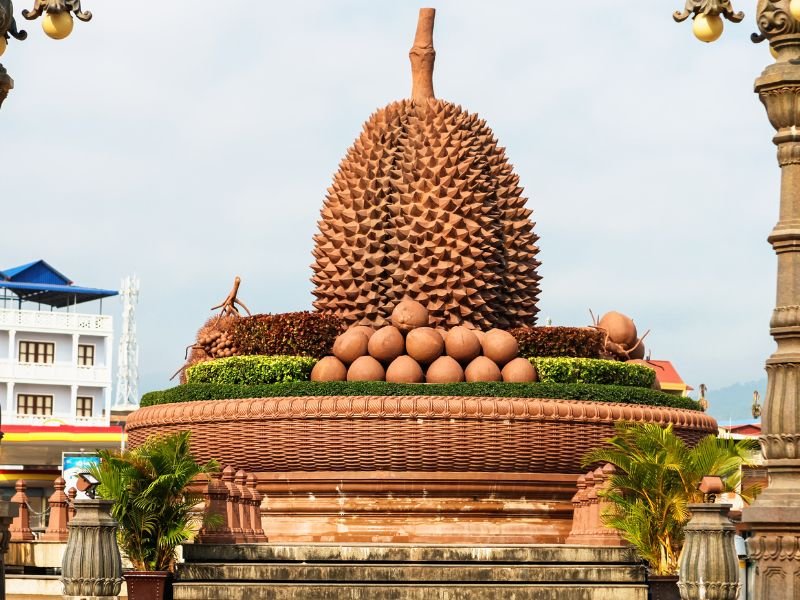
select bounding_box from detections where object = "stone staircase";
[174,543,647,599]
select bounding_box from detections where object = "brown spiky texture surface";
[311,98,541,330]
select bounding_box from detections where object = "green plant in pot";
[583,422,759,599]
[89,430,219,600]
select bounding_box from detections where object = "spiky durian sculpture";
[311,8,541,330]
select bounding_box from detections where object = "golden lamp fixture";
[23,0,92,40]
[673,0,744,42]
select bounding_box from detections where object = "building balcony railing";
[0,361,111,385]
[4,412,109,427]
[0,308,112,335]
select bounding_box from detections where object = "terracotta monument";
[310,8,541,330]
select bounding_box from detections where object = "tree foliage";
[90,431,219,571]
[583,423,760,576]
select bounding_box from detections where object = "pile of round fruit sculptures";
[311,300,537,384]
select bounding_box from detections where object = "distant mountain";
[705,379,767,425]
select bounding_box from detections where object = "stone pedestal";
[678,504,739,600]
[0,500,19,600]
[61,499,123,600]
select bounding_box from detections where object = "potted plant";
[89,430,219,600]
[583,422,759,600]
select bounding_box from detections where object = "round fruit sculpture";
[445,326,482,364]
[465,356,502,383]
[368,326,405,363]
[426,355,465,383]
[501,357,537,383]
[481,329,519,366]
[406,327,445,364]
[332,330,369,365]
[311,356,348,382]
[347,356,386,382]
[386,355,425,383]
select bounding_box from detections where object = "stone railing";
[0,308,112,334]
[565,463,626,546]
[196,466,267,544]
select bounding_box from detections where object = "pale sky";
[2,1,778,406]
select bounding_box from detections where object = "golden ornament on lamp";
[674,0,744,42]
[22,0,90,40]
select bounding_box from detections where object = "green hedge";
[185,355,317,385]
[532,357,655,388]
[141,381,700,411]
[510,326,604,359]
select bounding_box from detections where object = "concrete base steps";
[174,544,648,600]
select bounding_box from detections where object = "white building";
[0,260,123,521]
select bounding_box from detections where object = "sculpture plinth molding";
[742,4,800,597]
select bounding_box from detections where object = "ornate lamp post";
[0,0,92,107]
[675,1,800,598]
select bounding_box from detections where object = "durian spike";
[410,8,436,103]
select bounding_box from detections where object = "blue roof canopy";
[0,260,118,308]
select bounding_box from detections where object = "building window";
[76,396,93,417]
[17,394,53,416]
[18,341,55,364]
[77,345,95,367]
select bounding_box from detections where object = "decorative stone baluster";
[235,470,254,543]
[589,467,605,536]
[565,466,625,546]
[222,466,243,543]
[196,471,234,544]
[61,499,123,599]
[247,473,268,543]
[0,499,18,600]
[566,475,588,542]
[41,476,69,542]
[9,480,33,541]
[66,487,77,522]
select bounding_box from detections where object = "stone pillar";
[69,385,77,421]
[61,499,123,599]
[742,4,800,597]
[66,487,77,522]
[222,466,243,542]
[71,334,79,367]
[196,471,234,544]
[42,476,69,542]
[679,504,739,600]
[235,470,254,542]
[0,500,18,600]
[566,474,588,543]
[9,480,33,541]
[246,473,268,543]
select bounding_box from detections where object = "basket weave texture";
[126,396,717,474]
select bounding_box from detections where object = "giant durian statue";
[311,8,541,330]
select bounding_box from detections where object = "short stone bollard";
[61,499,123,599]
[678,502,740,600]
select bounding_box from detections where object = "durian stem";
[409,8,436,103]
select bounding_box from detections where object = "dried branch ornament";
[311,8,541,330]
[211,276,251,322]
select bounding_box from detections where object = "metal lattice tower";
[115,275,140,408]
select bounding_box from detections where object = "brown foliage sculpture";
[311,8,541,330]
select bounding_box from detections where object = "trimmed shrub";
[532,357,655,388]
[185,355,317,385]
[141,381,701,411]
[230,311,344,359]
[510,326,604,359]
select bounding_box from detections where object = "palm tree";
[89,431,219,572]
[583,422,760,576]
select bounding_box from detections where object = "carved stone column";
[679,504,739,600]
[0,501,17,600]
[742,2,800,598]
[61,499,123,599]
